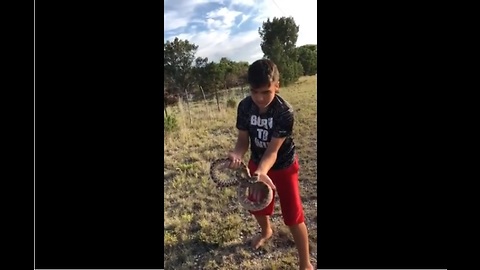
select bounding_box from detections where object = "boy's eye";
[251,90,271,94]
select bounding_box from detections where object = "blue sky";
[164,0,317,64]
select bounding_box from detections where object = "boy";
[227,59,313,270]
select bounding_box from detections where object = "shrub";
[226,98,236,109]
[164,114,179,132]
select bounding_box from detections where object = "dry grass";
[164,76,317,270]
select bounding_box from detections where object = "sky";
[164,0,317,64]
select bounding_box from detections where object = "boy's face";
[250,81,279,110]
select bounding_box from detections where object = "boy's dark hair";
[247,59,280,89]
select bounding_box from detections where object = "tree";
[193,56,209,89]
[297,44,317,76]
[228,61,249,88]
[217,57,232,90]
[258,16,302,86]
[164,37,199,122]
[204,61,224,111]
[259,17,299,60]
[164,37,199,96]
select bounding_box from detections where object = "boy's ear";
[274,81,280,93]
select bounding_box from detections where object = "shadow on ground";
[164,238,250,269]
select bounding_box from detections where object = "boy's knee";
[283,212,305,226]
[249,205,274,216]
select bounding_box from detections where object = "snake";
[209,158,273,212]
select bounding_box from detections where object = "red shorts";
[247,156,305,226]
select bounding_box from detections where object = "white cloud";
[195,30,263,62]
[252,0,317,47]
[230,0,256,6]
[206,7,242,30]
[164,11,190,31]
[164,0,317,64]
[237,14,250,27]
[164,0,224,31]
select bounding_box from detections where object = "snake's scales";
[209,158,273,212]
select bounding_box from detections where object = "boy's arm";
[232,99,250,157]
[254,108,294,175]
[253,137,285,175]
[232,130,249,156]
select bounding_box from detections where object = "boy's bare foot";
[249,228,273,249]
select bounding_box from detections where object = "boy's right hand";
[227,152,243,169]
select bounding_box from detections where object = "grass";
[164,76,317,269]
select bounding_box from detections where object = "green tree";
[164,37,199,122]
[164,37,199,95]
[218,57,233,90]
[204,61,224,111]
[297,44,317,76]
[259,17,301,86]
[193,56,209,89]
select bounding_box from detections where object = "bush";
[226,98,237,109]
[164,114,179,132]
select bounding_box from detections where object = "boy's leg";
[270,157,313,270]
[247,160,275,249]
[250,214,274,249]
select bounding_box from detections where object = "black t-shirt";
[236,94,295,170]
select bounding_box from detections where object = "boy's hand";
[253,171,276,190]
[227,152,243,169]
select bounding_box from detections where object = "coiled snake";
[209,158,273,212]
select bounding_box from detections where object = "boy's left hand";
[253,172,276,190]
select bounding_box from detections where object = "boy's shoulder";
[238,96,254,110]
[238,95,294,116]
[272,94,294,115]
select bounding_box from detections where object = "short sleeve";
[271,108,294,138]
[236,98,250,131]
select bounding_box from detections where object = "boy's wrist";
[231,148,246,157]
[230,149,242,156]
[254,168,268,175]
